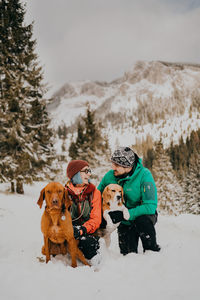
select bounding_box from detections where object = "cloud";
[24,0,200,94]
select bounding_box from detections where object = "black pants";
[117,214,160,255]
[78,235,100,260]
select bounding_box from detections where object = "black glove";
[108,211,124,224]
[78,235,100,260]
[73,225,87,239]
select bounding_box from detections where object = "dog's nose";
[52,198,58,205]
[117,195,121,201]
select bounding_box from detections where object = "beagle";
[98,184,129,247]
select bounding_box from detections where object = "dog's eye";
[106,202,110,206]
[111,190,116,193]
[46,190,51,194]
[58,190,62,194]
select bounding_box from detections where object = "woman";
[65,160,102,260]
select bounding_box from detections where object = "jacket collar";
[66,182,95,200]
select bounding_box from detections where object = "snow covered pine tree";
[0,0,56,193]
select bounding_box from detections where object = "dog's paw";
[122,206,130,220]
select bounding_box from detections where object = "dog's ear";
[63,188,72,211]
[121,187,124,203]
[37,188,45,208]
[102,185,110,201]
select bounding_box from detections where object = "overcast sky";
[24,0,200,95]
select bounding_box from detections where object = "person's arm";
[82,188,102,234]
[128,169,157,221]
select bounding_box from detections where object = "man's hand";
[108,207,130,224]
[73,225,87,239]
[108,211,124,224]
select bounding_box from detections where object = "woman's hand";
[73,225,87,239]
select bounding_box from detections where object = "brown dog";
[37,182,90,268]
[98,184,129,247]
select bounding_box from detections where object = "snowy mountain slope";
[48,61,200,152]
[48,80,117,128]
[0,182,200,300]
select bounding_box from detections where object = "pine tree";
[152,141,185,215]
[0,0,56,193]
[143,148,155,170]
[166,129,200,214]
[169,130,200,176]
[82,105,103,152]
[183,153,200,214]
[68,105,110,165]
[68,122,85,159]
[57,123,67,139]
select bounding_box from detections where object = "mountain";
[47,60,200,154]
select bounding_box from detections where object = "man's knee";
[134,215,156,237]
[118,223,138,255]
[134,214,160,252]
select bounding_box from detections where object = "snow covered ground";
[0,181,200,300]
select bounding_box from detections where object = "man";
[98,147,160,254]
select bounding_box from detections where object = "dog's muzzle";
[52,198,59,206]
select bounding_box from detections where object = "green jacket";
[97,159,157,224]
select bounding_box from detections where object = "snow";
[1,182,200,300]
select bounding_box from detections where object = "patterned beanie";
[111,147,135,167]
[67,160,89,179]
